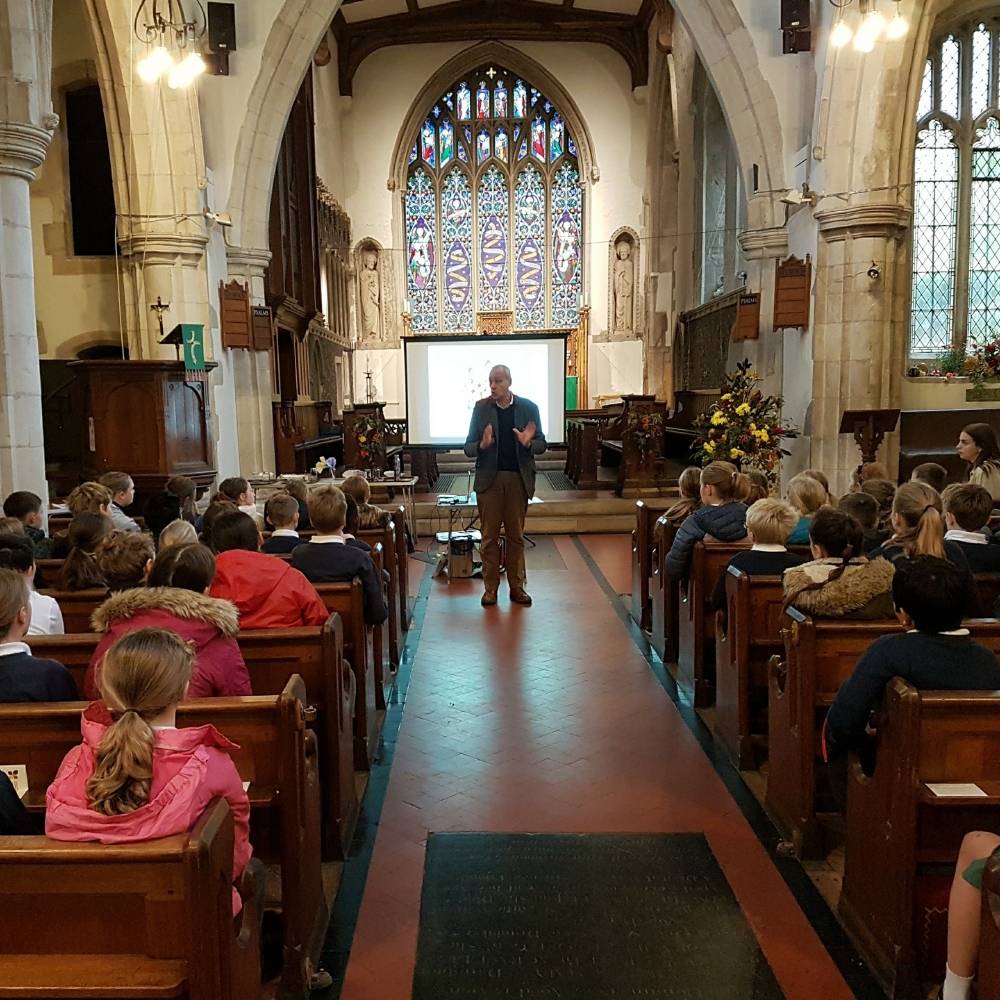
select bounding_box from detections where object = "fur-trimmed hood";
[91,587,240,636]
[783,557,896,617]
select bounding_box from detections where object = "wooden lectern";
[840,408,900,479]
[66,360,218,497]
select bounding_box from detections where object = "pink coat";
[45,702,252,913]
[84,587,251,701]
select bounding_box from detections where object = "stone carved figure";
[358,249,381,339]
[613,239,634,332]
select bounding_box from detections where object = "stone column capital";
[738,226,789,260]
[226,245,272,278]
[0,120,56,181]
[815,202,911,242]
[118,231,208,266]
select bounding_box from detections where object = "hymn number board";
[773,255,812,331]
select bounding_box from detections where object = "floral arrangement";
[969,337,1000,385]
[625,409,666,454]
[312,456,336,479]
[353,411,385,472]
[692,359,797,482]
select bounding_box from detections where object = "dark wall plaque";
[773,254,812,331]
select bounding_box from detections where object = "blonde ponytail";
[891,481,945,559]
[86,628,195,816]
[701,461,751,502]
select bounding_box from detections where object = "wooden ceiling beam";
[334,0,649,96]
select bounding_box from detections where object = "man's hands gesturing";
[514,421,536,448]
[479,423,494,450]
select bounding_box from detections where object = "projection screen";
[404,334,567,448]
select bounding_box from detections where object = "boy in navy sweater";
[261,493,302,555]
[0,568,77,703]
[292,485,387,625]
[942,483,1000,574]
[824,555,1000,761]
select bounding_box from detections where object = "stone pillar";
[226,246,276,475]
[0,119,55,503]
[810,203,911,493]
[736,226,789,394]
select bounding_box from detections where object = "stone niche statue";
[358,247,382,340]
[605,228,641,339]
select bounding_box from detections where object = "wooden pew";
[0,678,322,998]
[357,526,400,670]
[0,798,261,1000]
[979,853,1000,999]
[392,505,411,631]
[650,517,679,664]
[976,572,1000,616]
[313,580,380,770]
[38,587,107,633]
[676,541,750,707]
[766,613,1000,859]
[629,499,674,632]
[839,680,1000,997]
[28,616,359,861]
[714,570,787,770]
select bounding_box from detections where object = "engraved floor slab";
[413,832,784,1000]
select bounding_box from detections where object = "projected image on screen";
[405,335,566,446]
[427,342,549,441]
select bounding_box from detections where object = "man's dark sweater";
[0,646,78,703]
[495,403,518,472]
[710,549,806,612]
[825,631,1000,758]
[291,541,388,625]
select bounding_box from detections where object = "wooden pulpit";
[66,360,218,496]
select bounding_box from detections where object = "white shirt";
[944,527,989,545]
[311,534,347,545]
[28,590,64,636]
[0,641,31,657]
[751,543,787,553]
[271,528,299,538]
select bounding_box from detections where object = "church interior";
[4,0,1000,997]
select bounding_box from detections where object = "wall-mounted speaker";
[781,0,812,54]
[207,2,236,52]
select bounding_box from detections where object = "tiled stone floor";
[339,534,857,999]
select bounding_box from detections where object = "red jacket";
[85,587,251,701]
[210,549,328,629]
[46,702,251,914]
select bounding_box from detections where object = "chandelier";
[133,0,208,88]
[829,0,909,52]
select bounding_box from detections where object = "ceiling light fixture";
[134,0,207,87]
[828,0,908,51]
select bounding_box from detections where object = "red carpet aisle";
[340,535,856,999]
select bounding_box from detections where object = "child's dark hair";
[942,482,994,533]
[0,533,34,573]
[210,510,259,553]
[838,491,879,531]
[891,555,971,633]
[59,512,111,591]
[142,492,181,541]
[911,462,948,494]
[783,508,865,611]
[94,531,155,592]
[165,476,199,524]
[2,491,42,520]
[147,543,216,593]
[200,499,236,548]
[265,492,299,530]
[217,477,250,504]
[344,493,360,536]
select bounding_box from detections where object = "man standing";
[464,365,546,607]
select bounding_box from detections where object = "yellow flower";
[721,393,733,401]
[710,411,727,426]
[730,448,744,459]
[358,435,367,443]
[703,441,716,454]
[758,430,769,442]
[735,403,751,416]
[749,423,757,433]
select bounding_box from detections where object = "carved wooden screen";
[404,64,584,334]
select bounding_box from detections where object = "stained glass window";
[910,18,1000,356]
[404,64,583,331]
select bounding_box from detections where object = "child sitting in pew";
[0,568,77,703]
[217,477,264,530]
[744,469,769,505]
[343,494,371,553]
[911,461,948,494]
[782,508,896,619]
[292,485,388,626]
[940,831,1000,1000]
[157,519,197,551]
[837,491,890,553]
[859,477,896,532]
[45,628,253,915]
[85,543,250,701]
[823,556,1000,763]
[710,498,805,612]
[0,533,63,635]
[209,510,328,629]
[942,483,1000,573]
[665,462,750,580]
[58,513,111,591]
[785,473,829,545]
[801,469,836,507]
[94,530,156,592]
[260,493,301,554]
[661,467,702,529]
[340,476,391,530]
[849,461,890,492]
[869,481,971,570]
[98,472,140,533]
[2,490,51,558]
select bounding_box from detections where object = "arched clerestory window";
[404,64,584,333]
[910,14,1000,357]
